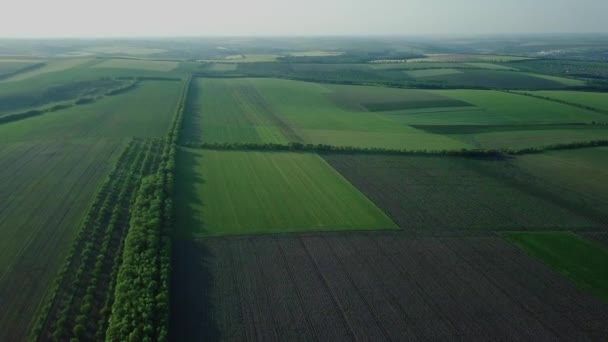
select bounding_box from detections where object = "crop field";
[93,58,178,71]
[184,77,471,150]
[171,233,608,341]
[502,232,608,301]
[324,154,602,230]
[522,73,587,86]
[404,68,463,77]
[390,90,607,125]
[513,147,608,223]
[414,124,608,149]
[0,139,125,341]
[407,54,533,62]
[0,80,183,142]
[418,69,570,89]
[3,37,608,342]
[174,149,396,237]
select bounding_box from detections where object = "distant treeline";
[0,62,46,80]
[506,90,608,115]
[0,78,140,125]
[181,140,608,157]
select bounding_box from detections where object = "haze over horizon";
[3,0,608,38]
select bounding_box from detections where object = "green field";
[0,80,183,142]
[174,149,396,237]
[0,139,125,341]
[93,58,178,71]
[502,232,608,302]
[184,77,470,150]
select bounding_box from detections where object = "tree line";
[181,140,608,157]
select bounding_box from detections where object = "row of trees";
[105,76,190,341]
[182,140,608,158]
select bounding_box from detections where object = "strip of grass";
[174,148,397,237]
[502,232,608,302]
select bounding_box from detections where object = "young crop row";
[105,76,191,341]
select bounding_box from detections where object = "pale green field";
[405,68,463,77]
[523,91,608,111]
[174,149,397,237]
[524,73,586,86]
[94,58,178,71]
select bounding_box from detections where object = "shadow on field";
[174,147,207,238]
[170,239,219,341]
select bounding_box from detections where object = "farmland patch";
[94,58,178,71]
[171,233,608,341]
[502,232,608,302]
[324,154,602,231]
[174,149,396,237]
[405,68,463,77]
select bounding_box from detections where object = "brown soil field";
[323,154,603,231]
[171,233,608,341]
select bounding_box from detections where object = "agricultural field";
[324,154,602,230]
[512,147,608,222]
[502,232,608,301]
[413,124,608,150]
[404,68,463,77]
[0,139,125,341]
[93,58,179,71]
[171,233,608,341]
[2,37,608,342]
[0,80,184,142]
[391,90,607,125]
[407,54,534,62]
[174,149,396,237]
[183,77,471,150]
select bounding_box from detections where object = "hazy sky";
[3,0,608,37]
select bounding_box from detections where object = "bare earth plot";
[323,154,602,231]
[171,233,608,341]
[0,139,124,341]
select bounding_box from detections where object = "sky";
[2,0,608,38]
